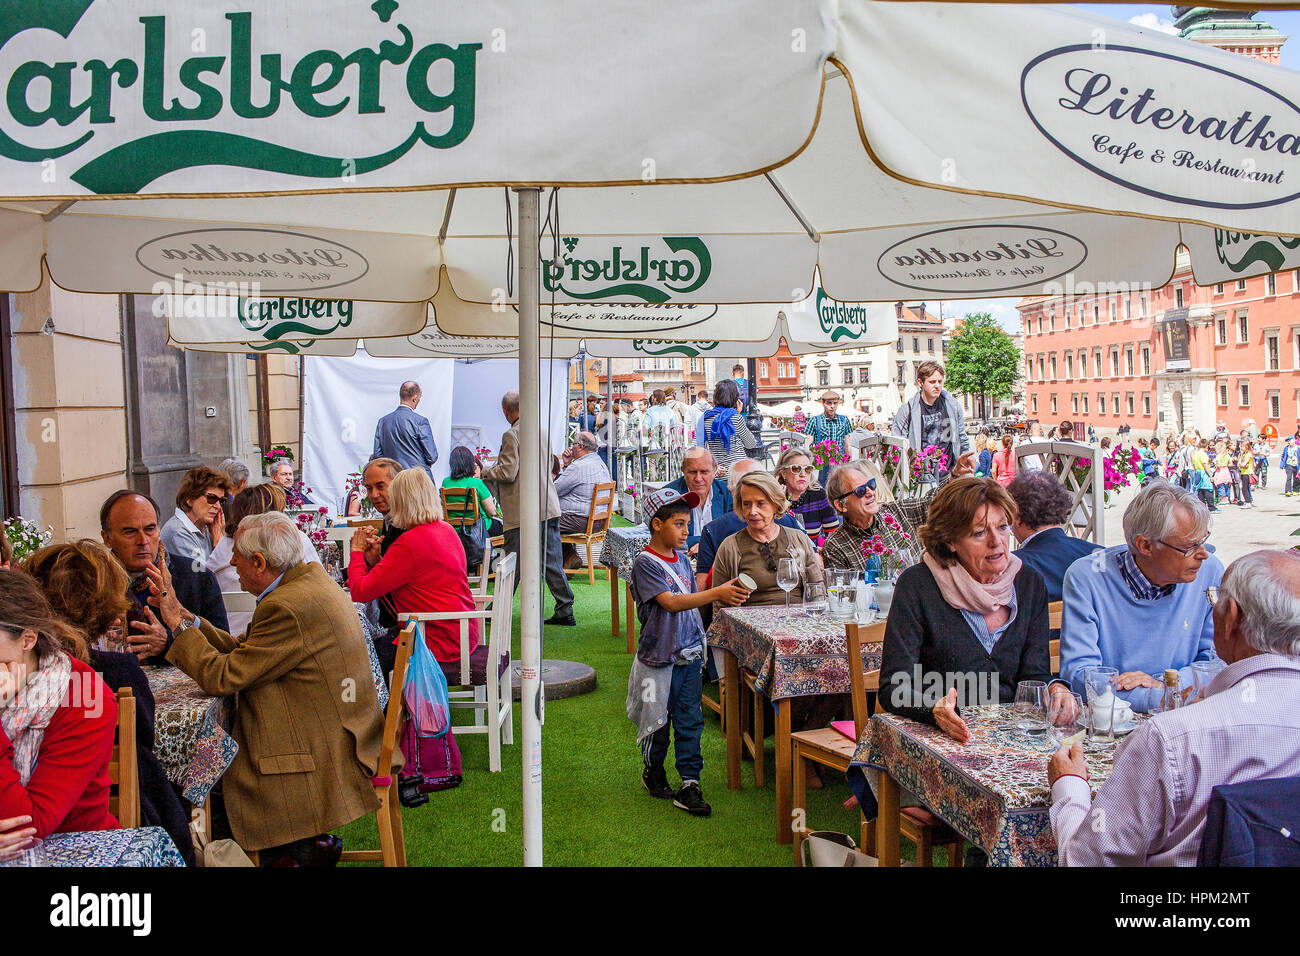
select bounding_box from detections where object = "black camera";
[398,774,429,808]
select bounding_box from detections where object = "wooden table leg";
[877,770,901,867]
[610,565,619,638]
[723,650,741,790]
[775,699,792,844]
[624,581,636,654]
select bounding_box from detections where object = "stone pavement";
[1101,471,1299,566]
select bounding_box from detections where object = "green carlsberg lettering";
[541,237,712,302]
[816,288,870,341]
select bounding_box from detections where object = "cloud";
[1128,13,1180,35]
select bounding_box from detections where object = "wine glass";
[802,581,827,618]
[1013,680,1048,734]
[776,557,800,609]
[1047,691,1086,747]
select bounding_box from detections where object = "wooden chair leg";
[916,825,933,868]
[792,748,807,866]
[752,689,765,788]
[586,542,595,586]
[860,815,876,857]
[377,787,397,868]
[947,841,964,867]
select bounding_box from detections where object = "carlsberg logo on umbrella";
[542,237,712,302]
[1213,229,1300,274]
[815,287,870,341]
[0,3,481,193]
[631,340,720,358]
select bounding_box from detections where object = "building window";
[1038,356,1045,380]
[1065,353,1073,379]
[927,338,934,353]
[895,362,904,383]
[1175,286,1184,308]
[1110,349,1120,377]
[690,357,699,373]
[1218,382,1229,406]
[1094,349,1103,380]
[1050,354,1057,380]
[1112,392,1121,415]
[842,368,854,385]
[1143,394,1151,416]
[1037,317,1043,334]
[1050,394,1058,415]
[1270,390,1281,419]
[1072,394,1079,414]
[1125,297,1132,320]
[1215,316,1227,345]
[1237,279,1247,292]
[1125,347,1134,376]
[1099,393,1106,414]
[1268,333,1280,371]
[1049,314,1055,332]
[1215,283,1224,295]
[1240,381,1250,407]
[912,337,920,353]
[1126,393,1135,415]
[1237,312,1249,344]
[1032,394,1038,413]
[1091,305,1098,325]
[896,336,903,351]
[759,363,769,381]
[1141,346,1150,376]
[1079,350,1087,377]
[1064,309,1071,329]
[1268,273,1277,296]
[859,366,870,384]
[818,369,829,386]
[1081,395,1088,414]
[1140,292,1148,316]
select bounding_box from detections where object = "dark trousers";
[1287,465,1298,494]
[643,657,704,781]
[503,518,575,617]
[1240,474,1254,504]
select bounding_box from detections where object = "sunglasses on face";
[784,464,816,476]
[832,479,877,503]
[202,492,224,505]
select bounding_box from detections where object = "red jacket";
[0,657,119,837]
[348,521,479,662]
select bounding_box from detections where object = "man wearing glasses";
[1059,481,1224,714]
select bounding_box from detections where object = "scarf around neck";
[922,551,1021,633]
[703,406,737,452]
[0,650,73,785]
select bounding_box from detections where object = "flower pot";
[874,581,896,618]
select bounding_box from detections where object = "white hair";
[234,511,303,572]
[1221,550,1300,658]
[267,459,293,479]
[1122,479,1208,552]
[725,458,759,493]
[218,457,251,486]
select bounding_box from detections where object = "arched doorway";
[1170,390,1184,435]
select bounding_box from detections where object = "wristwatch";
[173,615,201,636]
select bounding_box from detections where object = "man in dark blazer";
[665,446,732,550]
[372,380,438,475]
[1008,472,1103,602]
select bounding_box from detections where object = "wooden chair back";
[1049,639,1061,675]
[108,687,140,828]
[441,486,482,529]
[1048,600,1064,630]
[376,622,417,780]
[585,481,617,535]
[846,620,886,740]
[347,518,384,530]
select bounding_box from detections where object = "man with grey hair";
[373,379,438,475]
[555,431,614,568]
[268,458,295,489]
[694,459,801,589]
[146,511,386,867]
[665,445,730,551]
[1049,549,1300,865]
[482,390,576,626]
[1060,480,1224,713]
[217,458,251,494]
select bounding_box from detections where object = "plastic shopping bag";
[402,622,451,738]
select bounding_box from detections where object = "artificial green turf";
[339,524,937,866]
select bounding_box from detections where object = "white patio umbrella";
[5,0,1300,865]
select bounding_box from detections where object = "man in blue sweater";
[1060,480,1223,713]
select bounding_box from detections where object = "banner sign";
[1159,308,1192,371]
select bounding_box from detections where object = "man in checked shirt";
[1047,549,1300,866]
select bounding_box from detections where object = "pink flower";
[902,532,912,540]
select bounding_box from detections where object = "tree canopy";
[943,312,1020,417]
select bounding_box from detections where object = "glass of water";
[1047,692,1086,747]
[776,557,800,609]
[1013,680,1048,734]
[801,581,827,618]
[853,582,877,624]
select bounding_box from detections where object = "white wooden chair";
[850,432,913,500]
[221,590,256,616]
[1014,440,1105,544]
[400,552,516,772]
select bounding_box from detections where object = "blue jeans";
[643,657,704,781]
[1287,465,1298,494]
[503,517,575,617]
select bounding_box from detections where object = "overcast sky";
[928,5,1299,336]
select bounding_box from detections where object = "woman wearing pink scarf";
[878,477,1070,743]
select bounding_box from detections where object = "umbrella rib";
[763,172,819,243]
[42,200,77,223]
[438,188,458,244]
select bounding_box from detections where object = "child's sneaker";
[642,766,674,799]
[673,780,712,817]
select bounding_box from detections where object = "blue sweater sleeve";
[1059,559,1105,697]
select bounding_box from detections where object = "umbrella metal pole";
[516,187,544,867]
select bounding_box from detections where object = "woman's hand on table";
[0,815,37,861]
[1047,743,1089,788]
[1117,671,1160,691]
[932,688,971,743]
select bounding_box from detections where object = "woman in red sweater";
[348,468,485,683]
[0,571,118,851]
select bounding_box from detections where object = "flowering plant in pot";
[3,517,53,564]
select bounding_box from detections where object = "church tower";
[1172,7,1286,63]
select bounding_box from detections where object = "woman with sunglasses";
[160,466,232,565]
[776,448,839,537]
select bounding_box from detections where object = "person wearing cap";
[626,486,751,817]
[803,389,853,483]
[890,361,974,486]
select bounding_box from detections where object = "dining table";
[143,666,238,808]
[851,705,1143,866]
[597,524,652,652]
[706,604,883,844]
[40,826,186,867]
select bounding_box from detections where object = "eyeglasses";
[1204,586,1220,608]
[1156,534,1210,558]
[756,540,779,573]
[784,464,816,476]
[832,479,877,503]
[202,492,224,505]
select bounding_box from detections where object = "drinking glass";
[776,557,800,609]
[1081,666,1120,739]
[827,569,856,621]
[1190,659,1226,700]
[1013,680,1048,734]
[853,582,877,624]
[1047,692,1086,747]
[802,581,827,618]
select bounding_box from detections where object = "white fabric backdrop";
[303,350,568,513]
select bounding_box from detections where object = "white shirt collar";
[173,506,201,534]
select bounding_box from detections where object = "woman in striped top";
[700,379,762,473]
[776,447,839,538]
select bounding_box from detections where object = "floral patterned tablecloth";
[851,705,1139,867]
[706,605,882,701]
[597,524,651,583]
[144,667,238,807]
[43,827,186,867]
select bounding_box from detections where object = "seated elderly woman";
[160,465,232,565]
[775,447,839,537]
[879,477,1069,742]
[22,541,195,863]
[711,470,823,610]
[0,570,118,852]
[348,468,486,686]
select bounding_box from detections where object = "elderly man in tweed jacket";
[148,512,387,866]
